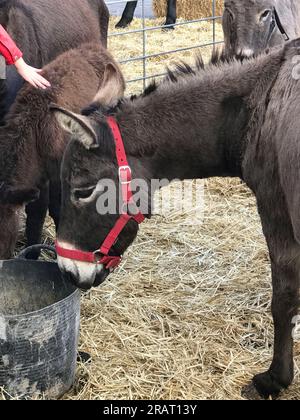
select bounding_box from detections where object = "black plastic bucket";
[0,245,80,399]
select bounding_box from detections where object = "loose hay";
[5,17,300,400]
[153,0,224,20]
[62,178,300,400]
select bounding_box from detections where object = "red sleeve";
[0,25,23,65]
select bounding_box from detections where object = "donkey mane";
[80,46,277,160]
[82,48,246,120]
[122,48,261,106]
[163,47,264,87]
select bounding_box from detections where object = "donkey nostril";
[63,270,94,291]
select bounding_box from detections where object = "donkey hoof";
[251,371,286,399]
[242,382,264,400]
[163,24,175,31]
[115,20,131,29]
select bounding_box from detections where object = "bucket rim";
[0,257,80,318]
[0,287,81,319]
[0,258,58,268]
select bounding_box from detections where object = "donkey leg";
[164,0,177,30]
[249,220,300,399]
[253,255,299,398]
[25,184,49,260]
[0,205,20,259]
[99,0,109,48]
[115,1,138,28]
[48,179,61,232]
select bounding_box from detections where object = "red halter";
[55,116,145,270]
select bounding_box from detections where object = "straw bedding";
[2,17,299,400]
[153,0,224,20]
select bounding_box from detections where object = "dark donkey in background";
[223,0,300,56]
[0,0,109,258]
[116,0,176,29]
[0,43,125,260]
[53,40,300,399]
[0,0,109,118]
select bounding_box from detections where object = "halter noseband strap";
[56,116,145,270]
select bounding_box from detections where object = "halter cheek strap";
[267,8,289,46]
[273,8,289,42]
[56,116,145,270]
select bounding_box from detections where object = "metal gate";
[106,0,223,92]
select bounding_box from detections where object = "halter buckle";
[119,165,132,185]
[93,251,122,270]
[93,250,103,264]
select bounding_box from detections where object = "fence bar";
[212,0,216,46]
[120,40,223,65]
[106,1,223,89]
[142,0,147,89]
[106,0,136,5]
[109,16,222,38]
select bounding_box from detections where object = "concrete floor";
[105,0,154,18]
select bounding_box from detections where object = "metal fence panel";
[105,0,223,89]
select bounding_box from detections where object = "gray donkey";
[52,39,300,399]
[223,0,300,56]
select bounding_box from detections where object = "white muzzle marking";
[57,241,104,287]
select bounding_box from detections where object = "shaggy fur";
[0,0,109,258]
[56,39,300,399]
[0,0,109,118]
[0,0,108,64]
[0,43,125,259]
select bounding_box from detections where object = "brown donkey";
[0,0,109,258]
[0,43,125,259]
[53,40,300,399]
[0,0,109,119]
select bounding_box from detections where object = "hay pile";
[4,17,299,400]
[153,0,224,20]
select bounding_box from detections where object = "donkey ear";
[0,186,40,206]
[50,105,98,149]
[92,62,126,107]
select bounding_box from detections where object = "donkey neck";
[116,50,283,182]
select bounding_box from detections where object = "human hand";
[14,57,51,89]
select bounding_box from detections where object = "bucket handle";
[17,245,57,260]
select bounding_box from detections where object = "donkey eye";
[261,10,271,21]
[73,187,95,201]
